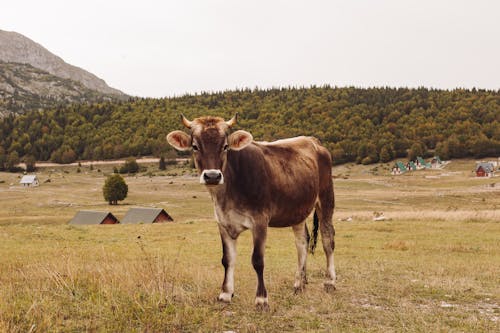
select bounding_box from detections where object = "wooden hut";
[69,211,120,225]
[121,207,173,224]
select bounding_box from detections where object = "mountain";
[0,61,124,116]
[0,29,124,95]
[0,29,127,115]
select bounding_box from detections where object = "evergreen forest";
[1,86,499,170]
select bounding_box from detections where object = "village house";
[19,175,39,187]
[475,162,495,177]
[69,211,120,225]
[121,207,173,224]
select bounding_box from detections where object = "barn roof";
[69,211,119,225]
[121,207,173,224]
[20,175,38,184]
[476,162,494,173]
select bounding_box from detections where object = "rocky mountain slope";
[0,29,127,115]
[0,29,124,96]
[0,61,122,116]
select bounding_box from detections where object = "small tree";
[379,146,393,163]
[6,151,20,172]
[25,155,37,172]
[159,156,166,170]
[407,142,425,161]
[103,174,128,205]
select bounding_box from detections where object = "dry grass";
[0,159,499,332]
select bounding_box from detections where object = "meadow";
[0,160,498,332]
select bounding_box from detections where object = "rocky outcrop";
[0,29,125,96]
[0,61,121,116]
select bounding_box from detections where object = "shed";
[20,175,39,187]
[69,211,120,225]
[475,162,494,177]
[121,207,173,224]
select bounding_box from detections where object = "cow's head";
[166,114,253,186]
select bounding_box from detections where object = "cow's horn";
[226,113,238,128]
[181,114,192,129]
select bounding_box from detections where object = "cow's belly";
[268,176,318,227]
[268,200,316,227]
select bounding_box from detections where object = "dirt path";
[19,157,188,169]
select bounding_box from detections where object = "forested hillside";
[0,86,499,169]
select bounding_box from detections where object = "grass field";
[0,160,498,332]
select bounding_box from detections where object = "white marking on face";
[199,169,224,185]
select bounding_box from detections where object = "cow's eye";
[192,144,199,151]
[223,144,229,151]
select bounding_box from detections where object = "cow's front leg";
[252,224,268,310]
[218,224,238,303]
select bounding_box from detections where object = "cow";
[167,114,336,309]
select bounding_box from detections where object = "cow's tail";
[309,210,319,254]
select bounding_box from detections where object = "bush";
[361,156,373,165]
[119,158,139,174]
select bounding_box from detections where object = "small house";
[392,161,408,175]
[121,207,173,224]
[475,162,494,177]
[69,211,120,225]
[430,156,443,169]
[417,157,431,168]
[20,175,39,187]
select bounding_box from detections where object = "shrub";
[103,174,128,205]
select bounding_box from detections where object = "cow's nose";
[201,169,224,185]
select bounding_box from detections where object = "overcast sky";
[1,0,499,97]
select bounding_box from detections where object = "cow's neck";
[206,182,228,206]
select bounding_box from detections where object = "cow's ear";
[167,131,192,151]
[229,130,253,151]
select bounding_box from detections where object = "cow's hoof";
[255,297,269,311]
[294,285,305,295]
[218,292,233,303]
[323,281,336,293]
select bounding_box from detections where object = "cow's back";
[224,136,332,227]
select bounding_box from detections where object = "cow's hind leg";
[317,189,336,292]
[292,221,309,293]
[218,225,238,303]
[252,224,269,310]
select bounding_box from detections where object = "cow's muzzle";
[200,169,224,185]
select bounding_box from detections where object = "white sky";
[1,0,499,97]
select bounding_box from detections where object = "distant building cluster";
[391,156,447,175]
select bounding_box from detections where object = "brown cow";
[167,114,336,309]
